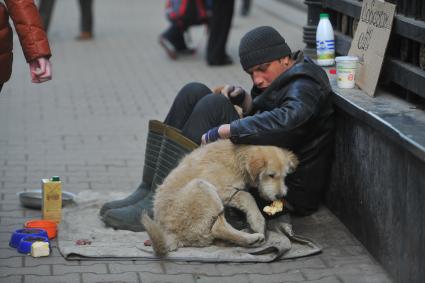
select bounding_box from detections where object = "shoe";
[99,120,166,216]
[102,192,154,232]
[99,182,150,216]
[177,48,196,56]
[207,55,233,66]
[76,31,93,41]
[159,36,177,60]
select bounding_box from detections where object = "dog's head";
[244,146,298,202]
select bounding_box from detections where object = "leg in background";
[38,0,56,32]
[77,0,94,40]
[206,0,235,66]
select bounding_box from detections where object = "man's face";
[247,57,293,90]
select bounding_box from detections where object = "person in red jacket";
[0,0,52,93]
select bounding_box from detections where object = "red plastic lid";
[329,69,337,75]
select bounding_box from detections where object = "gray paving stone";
[0,265,50,276]
[53,263,108,275]
[339,273,392,283]
[25,273,81,283]
[138,273,195,283]
[249,271,306,282]
[302,264,388,281]
[303,276,341,283]
[25,254,78,267]
[82,272,139,283]
[0,275,23,283]
[109,262,164,274]
[216,262,273,276]
[269,257,327,274]
[0,257,23,268]
[320,254,375,268]
[0,248,25,259]
[196,274,251,283]
[162,262,220,276]
[0,211,25,217]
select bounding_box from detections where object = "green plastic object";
[51,176,60,182]
[320,13,329,19]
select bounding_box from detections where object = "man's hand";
[220,85,253,115]
[221,85,246,106]
[201,124,231,145]
[29,57,52,83]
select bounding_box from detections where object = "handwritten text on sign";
[349,0,396,97]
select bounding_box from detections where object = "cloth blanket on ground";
[57,191,321,262]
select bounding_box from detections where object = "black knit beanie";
[239,26,292,71]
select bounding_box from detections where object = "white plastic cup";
[335,56,358,89]
[316,13,335,66]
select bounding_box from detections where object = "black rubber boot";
[102,126,198,232]
[99,120,166,216]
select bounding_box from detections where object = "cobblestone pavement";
[0,0,392,282]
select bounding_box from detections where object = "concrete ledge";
[325,78,425,283]
[331,83,425,163]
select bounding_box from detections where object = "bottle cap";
[320,13,329,19]
[329,69,336,75]
[51,176,60,182]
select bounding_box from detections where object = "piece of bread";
[30,241,50,257]
[263,200,284,216]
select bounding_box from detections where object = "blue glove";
[204,126,220,144]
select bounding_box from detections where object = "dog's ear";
[246,152,266,182]
[286,151,299,174]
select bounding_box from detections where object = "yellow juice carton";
[42,176,62,223]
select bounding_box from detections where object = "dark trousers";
[162,23,187,51]
[164,82,240,144]
[38,0,93,33]
[39,0,56,31]
[79,0,93,33]
[207,0,235,63]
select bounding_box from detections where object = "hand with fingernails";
[29,57,52,83]
[221,85,246,106]
[220,85,253,114]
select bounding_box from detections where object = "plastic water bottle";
[316,13,335,66]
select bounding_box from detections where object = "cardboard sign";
[348,0,396,97]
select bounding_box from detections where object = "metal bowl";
[18,190,76,209]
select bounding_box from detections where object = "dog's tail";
[141,213,169,257]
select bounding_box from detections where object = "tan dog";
[142,140,298,257]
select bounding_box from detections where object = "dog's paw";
[246,233,265,246]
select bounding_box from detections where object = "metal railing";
[304,0,425,106]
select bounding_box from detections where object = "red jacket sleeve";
[5,0,51,62]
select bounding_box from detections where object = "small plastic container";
[9,228,48,248]
[17,235,49,254]
[335,56,359,88]
[25,220,58,239]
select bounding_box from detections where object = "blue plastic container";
[17,235,49,254]
[9,228,48,248]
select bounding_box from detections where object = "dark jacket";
[0,0,51,84]
[230,51,335,215]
